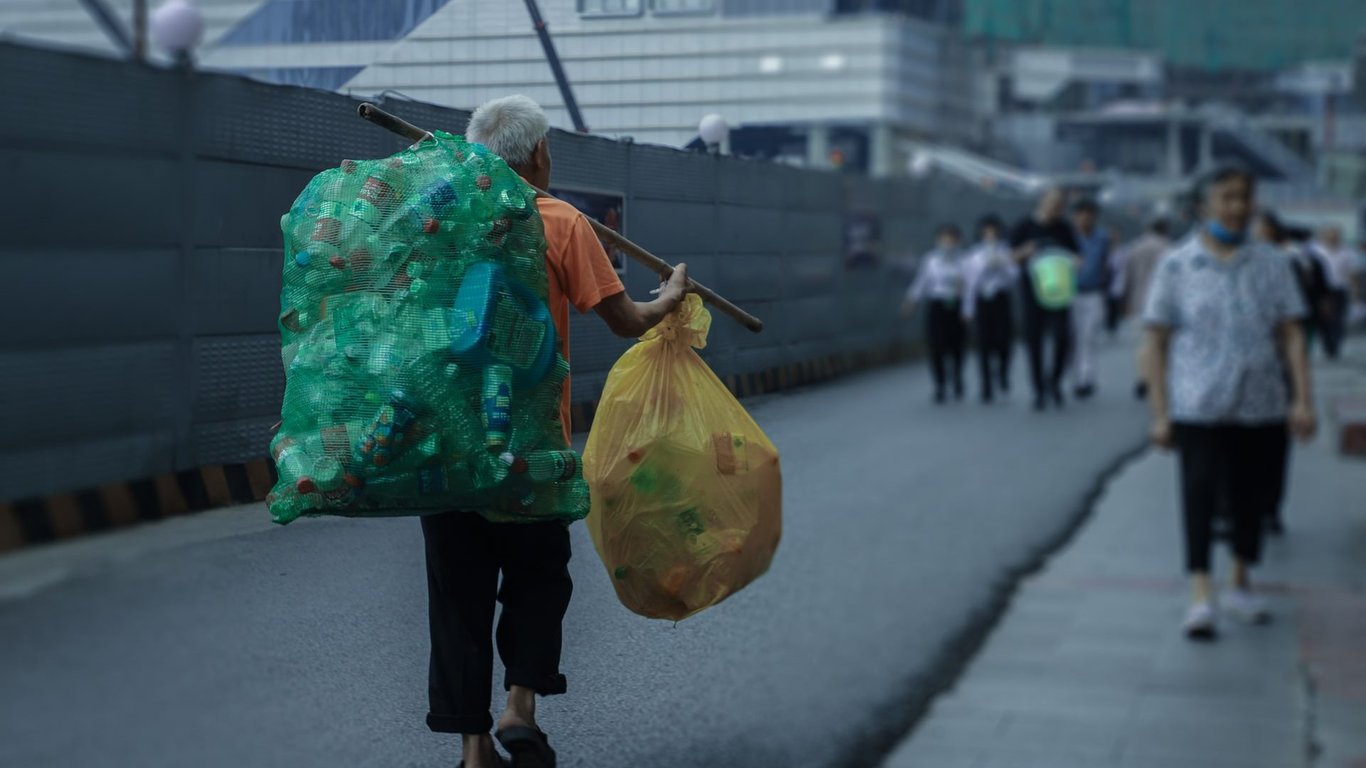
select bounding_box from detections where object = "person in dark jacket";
[1254,215,1329,354]
[1010,188,1081,411]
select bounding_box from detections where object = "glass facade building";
[964,0,1366,72]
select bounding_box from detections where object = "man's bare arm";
[593,264,689,339]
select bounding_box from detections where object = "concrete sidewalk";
[884,345,1366,768]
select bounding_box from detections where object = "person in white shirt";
[1069,198,1111,399]
[902,224,969,403]
[1313,226,1355,360]
[961,215,1019,403]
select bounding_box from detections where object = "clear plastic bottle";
[509,450,579,483]
[482,364,513,452]
[355,390,420,470]
[271,436,318,494]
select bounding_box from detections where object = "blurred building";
[1,0,978,176]
[334,0,977,176]
[5,0,1364,190]
[0,0,257,57]
[959,0,1366,215]
[963,0,1365,75]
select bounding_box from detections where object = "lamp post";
[149,0,204,67]
[698,113,729,155]
[133,0,147,60]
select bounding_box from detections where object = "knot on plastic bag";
[643,293,710,349]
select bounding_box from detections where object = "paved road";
[0,341,1147,768]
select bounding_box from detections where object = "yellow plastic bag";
[584,294,782,621]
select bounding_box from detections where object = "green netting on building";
[268,132,589,526]
[965,0,1366,71]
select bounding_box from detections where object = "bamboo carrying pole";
[357,102,764,333]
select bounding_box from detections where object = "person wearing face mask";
[903,224,969,403]
[1141,167,1317,641]
[961,215,1019,403]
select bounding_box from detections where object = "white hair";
[466,95,549,167]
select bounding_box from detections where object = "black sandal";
[495,725,557,768]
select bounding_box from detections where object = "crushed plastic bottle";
[269,132,590,526]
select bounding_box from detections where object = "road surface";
[0,342,1147,768]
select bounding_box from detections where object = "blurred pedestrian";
[1312,226,1355,360]
[903,223,968,403]
[1284,223,1332,354]
[1105,225,1127,336]
[1010,188,1081,411]
[1142,167,1316,640]
[1124,218,1172,400]
[1354,238,1366,327]
[1070,199,1110,399]
[1252,212,1302,536]
[963,215,1018,403]
[1123,218,1173,320]
[425,95,690,768]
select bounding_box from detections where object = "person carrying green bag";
[1009,188,1082,412]
[423,95,689,768]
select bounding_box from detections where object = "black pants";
[1105,294,1124,334]
[926,299,965,396]
[1174,423,1286,573]
[974,292,1013,397]
[1023,303,1071,399]
[421,511,573,734]
[1322,288,1349,360]
[1266,430,1291,525]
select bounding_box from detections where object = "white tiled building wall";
[341,4,931,145]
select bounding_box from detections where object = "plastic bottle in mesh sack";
[507,355,570,455]
[269,132,590,526]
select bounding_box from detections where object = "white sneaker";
[1182,601,1217,640]
[1224,588,1272,625]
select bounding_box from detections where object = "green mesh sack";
[268,132,589,526]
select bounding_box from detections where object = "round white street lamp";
[908,150,935,179]
[698,113,729,153]
[150,0,204,63]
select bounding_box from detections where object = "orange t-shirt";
[536,196,626,443]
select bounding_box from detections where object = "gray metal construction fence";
[0,41,1031,509]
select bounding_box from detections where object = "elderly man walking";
[420,95,690,768]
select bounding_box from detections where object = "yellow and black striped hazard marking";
[0,460,276,553]
[0,343,920,552]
